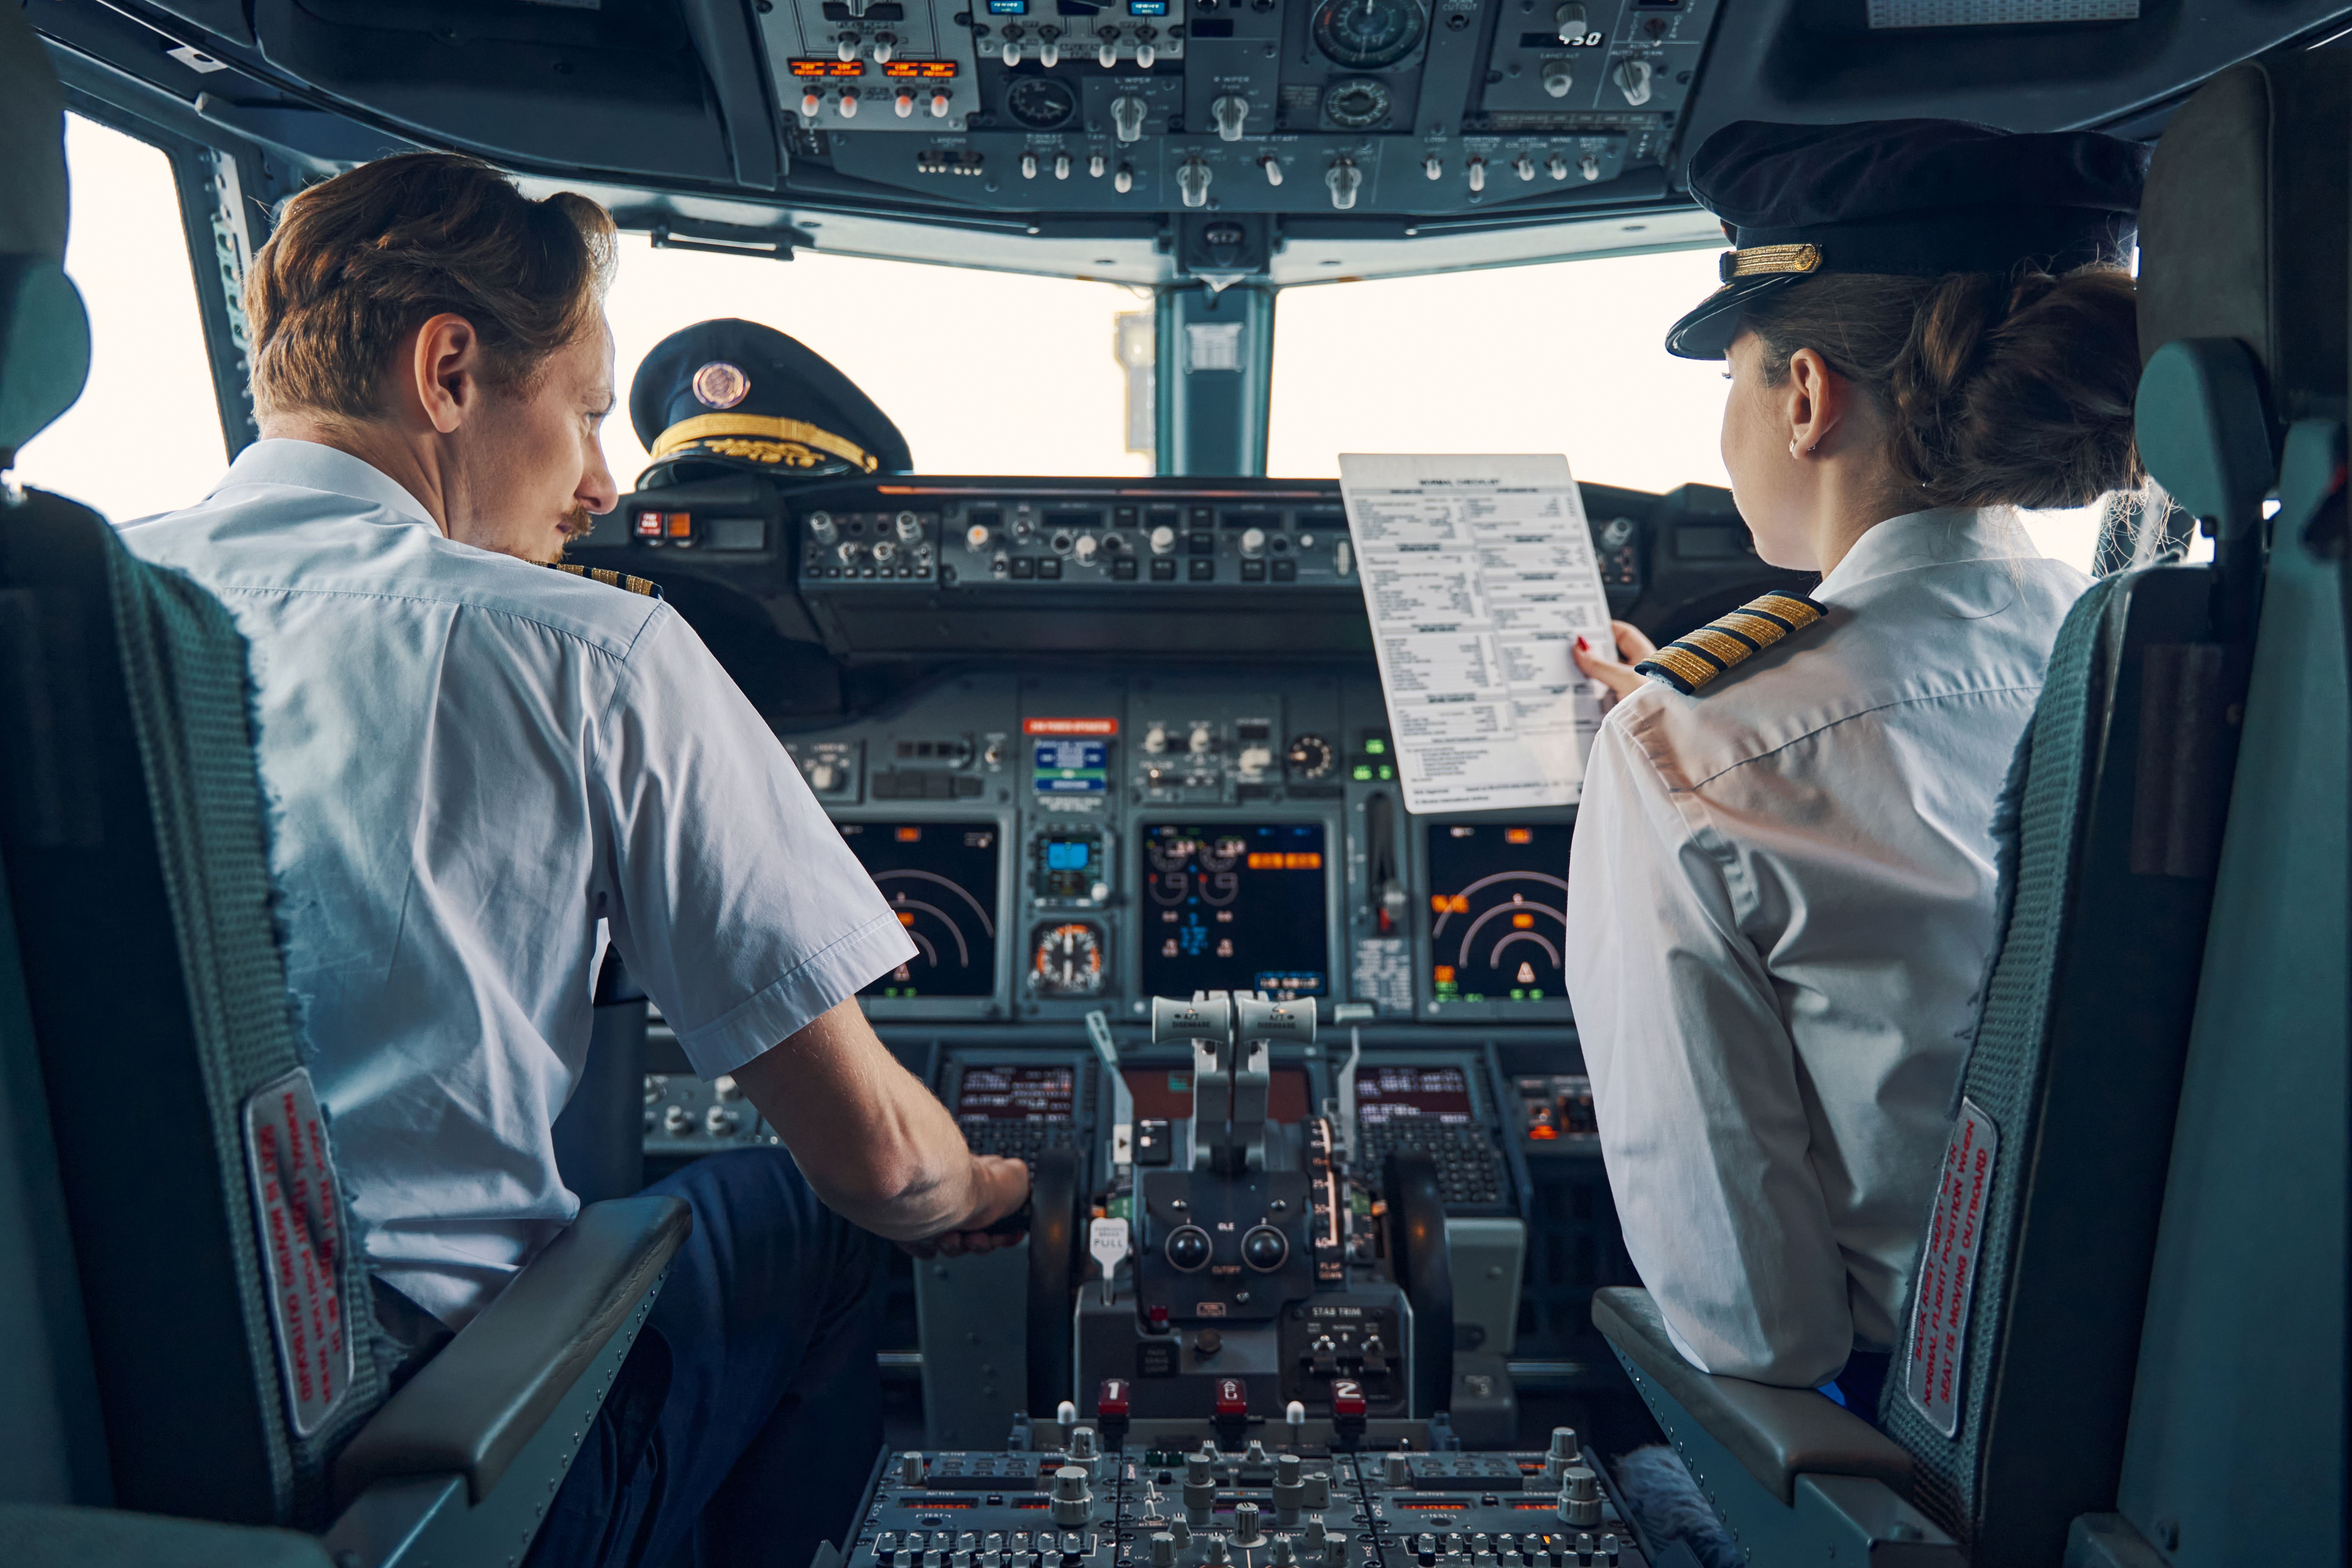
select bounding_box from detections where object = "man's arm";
[736,996,1031,1246]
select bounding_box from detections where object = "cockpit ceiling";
[37,0,2352,281]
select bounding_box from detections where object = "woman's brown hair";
[244,151,616,421]
[1738,264,2142,511]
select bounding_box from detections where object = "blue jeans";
[528,1149,888,1568]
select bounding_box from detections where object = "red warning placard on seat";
[1904,1095,1999,1437]
[244,1067,354,1437]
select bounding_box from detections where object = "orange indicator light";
[1505,827,1534,844]
[1245,851,1323,870]
[1511,912,1535,929]
[895,826,923,842]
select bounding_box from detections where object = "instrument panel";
[781,666,1584,1025]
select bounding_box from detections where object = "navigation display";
[956,1065,1074,1121]
[838,821,1001,998]
[1356,1065,1475,1126]
[1426,821,1571,1004]
[1140,823,1329,998]
[1124,1067,1314,1123]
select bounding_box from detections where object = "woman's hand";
[1573,620,1658,708]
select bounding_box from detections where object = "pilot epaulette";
[546,562,664,600]
[1635,590,1828,695]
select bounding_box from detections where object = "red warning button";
[1214,1377,1249,1418]
[1098,1378,1131,1419]
[1330,1379,1368,1418]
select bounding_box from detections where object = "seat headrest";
[0,3,89,466]
[2137,54,2352,430]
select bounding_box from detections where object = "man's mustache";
[558,505,595,540]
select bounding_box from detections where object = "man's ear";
[410,313,483,436]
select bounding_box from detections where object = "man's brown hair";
[245,151,616,421]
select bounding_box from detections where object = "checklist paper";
[1338,454,1613,813]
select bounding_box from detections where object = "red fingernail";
[1576,636,1589,651]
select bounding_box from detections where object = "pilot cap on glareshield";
[629,318,913,487]
[1663,118,2150,360]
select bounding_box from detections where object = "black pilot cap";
[629,318,913,481]
[1664,118,2150,360]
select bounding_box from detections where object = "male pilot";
[122,151,1027,1568]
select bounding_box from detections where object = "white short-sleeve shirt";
[123,440,917,1326]
[1563,508,2088,1387]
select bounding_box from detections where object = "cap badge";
[692,360,751,410]
[1720,243,1824,284]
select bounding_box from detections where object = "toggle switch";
[895,91,915,116]
[1614,57,1652,105]
[1115,163,1135,194]
[837,90,859,118]
[1055,152,1072,179]
[1261,155,1284,185]
[930,90,951,116]
[1515,155,1536,181]
[872,32,895,61]
[801,90,823,117]
[1178,158,1211,208]
[1425,154,1443,179]
[1548,154,1569,179]
[1467,156,1486,192]
[1580,153,1601,181]
[1022,152,1039,179]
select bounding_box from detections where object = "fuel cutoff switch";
[1165,1224,1212,1271]
[1242,1225,1289,1271]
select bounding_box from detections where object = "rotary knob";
[663,1104,692,1135]
[1165,1224,1212,1271]
[1178,158,1212,209]
[1112,93,1147,144]
[1074,534,1099,563]
[1326,158,1362,211]
[1542,60,1574,97]
[1144,723,1169,753]
[806,511,837,544]
[1555,2,1586,40]
[872,539,898,565]
[1239,527,1267,558]
[895,511,921,542]
[1212,94,1249,141]
[1614,57,1653,105]
[1149,524,1177,555]
[1187,724,1213,755]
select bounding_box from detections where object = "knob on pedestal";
[1050,1466,1094,1527]
[808,511,838,544]
[1165,1224,1212,1270]
[1233,1503,1264,1547]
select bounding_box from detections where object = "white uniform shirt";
[1564,507,2087,1387]
[124,440,916,1327]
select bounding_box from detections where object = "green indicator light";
[1364,738,1388,754]
[1378,765,1396,780]
[1352,764,1374,781]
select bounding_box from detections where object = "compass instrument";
[1029,921,1107,996]
[1310,0,1427,70]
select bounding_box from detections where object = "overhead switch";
[1466,157,1486,193]
[1099,38,1118,66]
[1555,2,1587,41]
[1212,94,1250,141]
[1112,93,1147,143]
[895,91,915,116]
[1580,153,1601,181]
[1515,156,1535,181]
[1326,158,1362,211]
[1614,57,1653,105]
[1542,60,1573,97]
[1040,30,1060,66]
[1548,154,1568,179]
[1262,155,1284,186]
[1115,163,1135,194]
[1178,158,1212,208]
[929,90,951,116]
[1055,152,1072,179]
[801,91,823,117]
[837,91,859,118]
[1424,154,1442,180]
[873,32,895,61]
[1022,152,1040,180]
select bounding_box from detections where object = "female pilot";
[1562,118,2150,1409]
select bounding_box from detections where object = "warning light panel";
[789,58,866,76]
[881,59,960,77]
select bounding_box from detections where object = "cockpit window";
[1268,249,1734,493]
[603,239,1150,483]
[14,115,224,519]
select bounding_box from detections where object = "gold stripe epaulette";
[1635,590,1827,695]
[547,562,664,599]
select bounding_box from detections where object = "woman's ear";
[1785,347,1852,457]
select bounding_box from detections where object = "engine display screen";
[1356,1065,1475,1126]
[1140,823,1329,998]
[1425,821,1571,1004]
[837,821,1000,998]
[1124,1067,1314,1123]
[956,1065,1074,1121]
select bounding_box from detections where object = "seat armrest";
[334,1194,691,1507]
[1591,1287,1912,1506]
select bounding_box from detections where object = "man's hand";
[735,998,1026,1244]
[1572,620,1659,709]
[899,1153,1032,1259]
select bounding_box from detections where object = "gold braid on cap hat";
[651,413,879,473]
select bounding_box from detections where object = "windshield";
[24,112,2127,573]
